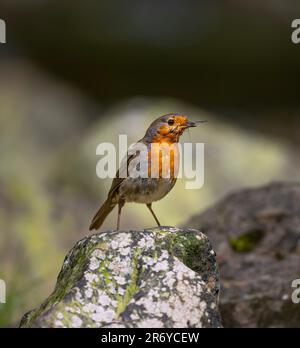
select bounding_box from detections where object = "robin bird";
[89,113,206,230]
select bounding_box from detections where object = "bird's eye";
[167,119,175,126]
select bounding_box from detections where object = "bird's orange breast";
[152,127,181,144]
[147,142,179,178]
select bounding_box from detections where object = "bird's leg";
[146,203,161,227]
[117,200,125,230]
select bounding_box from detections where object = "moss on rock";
[229,229,264,252]
[20,227,221,328]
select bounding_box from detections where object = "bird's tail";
[89,198,116,231]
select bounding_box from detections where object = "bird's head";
[143,113,206,143]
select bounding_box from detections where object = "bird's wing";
[107,141,145,200]
[107,155,134,199]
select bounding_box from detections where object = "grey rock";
[187,182,300,328]
[20,227,221,328]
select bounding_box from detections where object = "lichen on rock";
[20,227,221,328]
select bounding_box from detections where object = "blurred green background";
[0,1,300,327]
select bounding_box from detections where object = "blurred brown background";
[0,0,300,327]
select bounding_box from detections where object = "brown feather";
[89,198,116,230]
[89,153,138,230]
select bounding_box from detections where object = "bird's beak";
[185,120,207,128]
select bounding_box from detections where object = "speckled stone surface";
[186,182,300,327]
[20,227,221,328]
